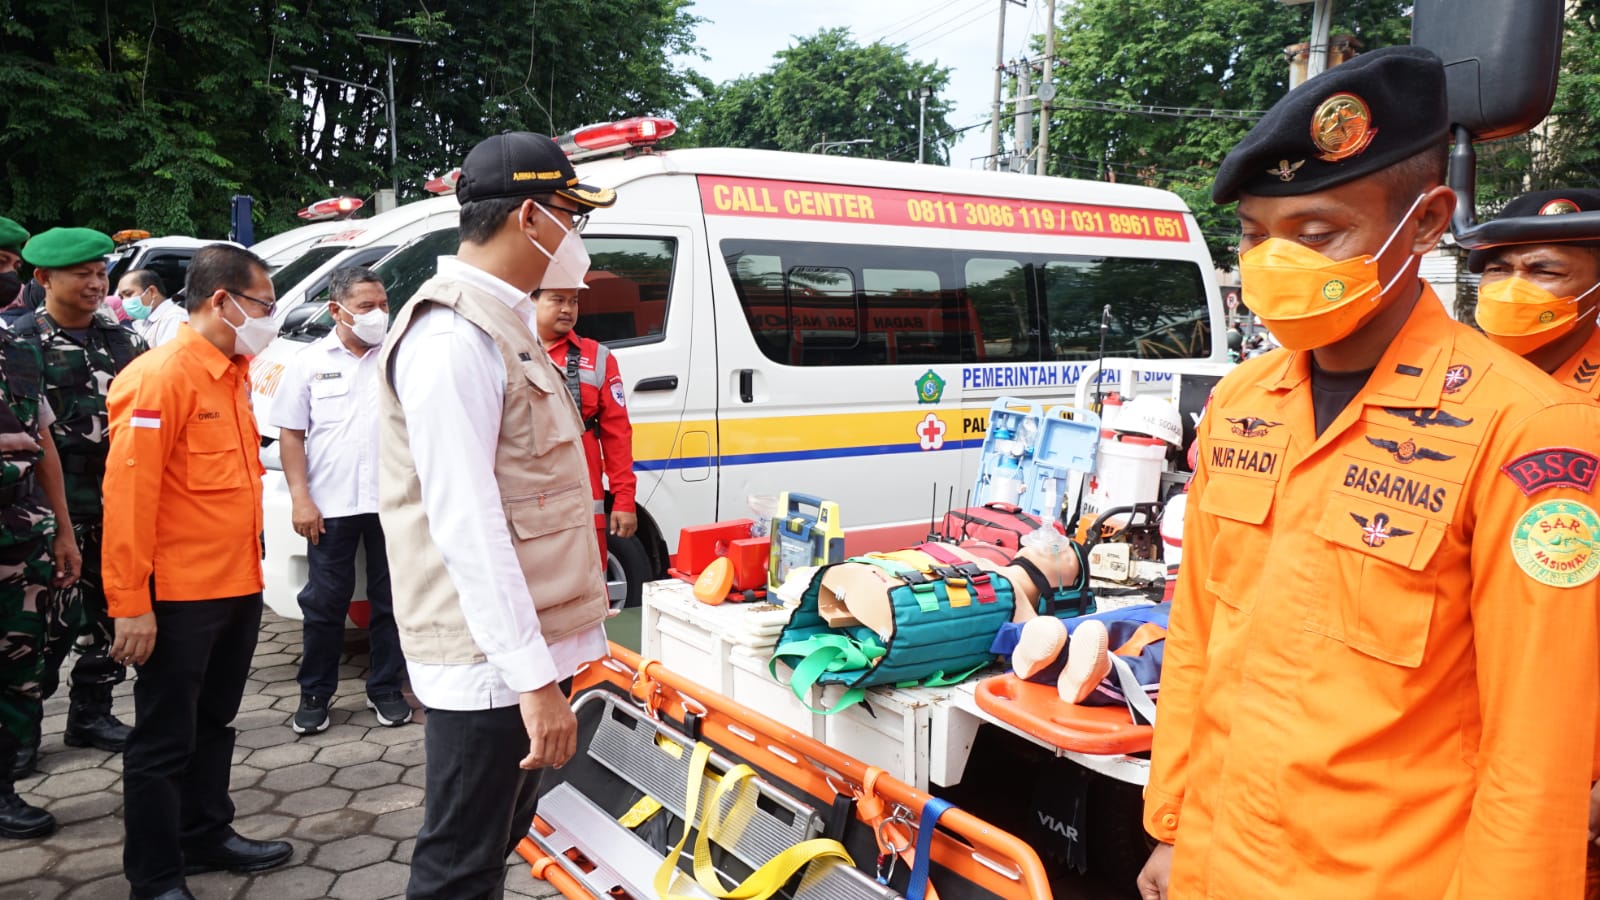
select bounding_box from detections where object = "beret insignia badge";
[1268,159,1306,182]
[1311,93,1377,163]
[1539,199,1581,215]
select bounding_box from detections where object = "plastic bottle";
[987,455,1024,505]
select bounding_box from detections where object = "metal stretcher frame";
[516,644,1056,900]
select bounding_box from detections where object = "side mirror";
[1411,0,1600,248]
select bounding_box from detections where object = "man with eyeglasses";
[104,244,292,900]
[378,132,615,898]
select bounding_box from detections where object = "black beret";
[1213,45,1448,203]
[1466,188,1600,273]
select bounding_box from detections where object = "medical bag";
[940,502,1064,552]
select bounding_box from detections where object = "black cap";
[1213,45,1448,204]
[455,131,617,208]
[1466,188,1600,273]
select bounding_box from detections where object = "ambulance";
[252,117,1228,620]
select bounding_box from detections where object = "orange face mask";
[1474,276,1599,355]
[1238,195,1424,351]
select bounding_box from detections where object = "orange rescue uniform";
[103,324,265,617]
[1555,327,1600,402]
[1147,288,1600,898]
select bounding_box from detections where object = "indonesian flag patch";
[131,408,162,429]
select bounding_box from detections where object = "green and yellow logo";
[1511,499,1600,588]
[915,369,947,405]
[1321,279,1347,302]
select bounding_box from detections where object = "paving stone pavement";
[0,612,560,900]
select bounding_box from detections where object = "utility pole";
[357,32,424,203]
[911,85,935,163]
[1016,59,1033,172]
[1035,0,1057,176]
[988,0,1026,171]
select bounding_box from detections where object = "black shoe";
[10,742,37,780]
[0,790,56,839]
[129,887,197,900]
[182,833,293,874]
[64,697,133,752]
[291,694,330,735]
[366,692,413,727]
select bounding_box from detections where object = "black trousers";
[296,513,402,698]
[122,594,262,895]
[407,704,549,900]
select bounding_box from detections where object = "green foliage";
[1041,0,1412,264]
[679,28,955,164]
[0,0,702,239]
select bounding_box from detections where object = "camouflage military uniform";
[0,330,54,757]
[10,310,143,705]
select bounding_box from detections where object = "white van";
[249,220,353,273]
[252,124,1225,620]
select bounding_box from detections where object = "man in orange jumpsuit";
[1468,187,1600,899]
[1137,46,1600,900]
[534,287,637,568]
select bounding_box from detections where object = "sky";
[678,0,1044,168]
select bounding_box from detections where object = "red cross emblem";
[918,414,947,451]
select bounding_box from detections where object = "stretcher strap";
[850,554,942,612]
[905,796,955,900]
[655,742,853,900]
[769,635,883,715]
[1108,653,1157,726]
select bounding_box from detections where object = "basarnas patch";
[1510,499,1600,588]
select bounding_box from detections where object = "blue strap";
[906,796,955,900]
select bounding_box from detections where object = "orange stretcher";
[973,673,1153,756]
[518,644,1055,900]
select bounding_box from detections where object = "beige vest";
[378,274,607,665]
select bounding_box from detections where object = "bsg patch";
[1502,448,1598,497]
[1511,500,1600,588]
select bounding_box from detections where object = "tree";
[679,28,955,164]
[1039,0,1413,263]
[0,0,703,239]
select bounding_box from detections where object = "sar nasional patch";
[1511,500,1600,588]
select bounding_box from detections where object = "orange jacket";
[1555,327,1600,401]
[103,325,265,616]
[1147,288,1600,899]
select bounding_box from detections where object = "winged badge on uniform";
[1267,159,1306,182]
[1350,512,1413,548]
[1365,436,1454,465]
[1384,407,1474,429]
[1228,416,1283,438]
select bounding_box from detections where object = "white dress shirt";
[267,329,382,518]
[390,255,608,711]
[139,299,189,347]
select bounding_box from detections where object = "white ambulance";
[252,118,1227,620]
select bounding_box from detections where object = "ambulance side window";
[1041,257,1211,360]
[964,258,1037,364]
[578,237,677,346]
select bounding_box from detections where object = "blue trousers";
[296,513,403,698]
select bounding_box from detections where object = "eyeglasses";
[228,289,278,317]
[541,203,589,234]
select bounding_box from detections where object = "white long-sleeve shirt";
[390,256,607,711]
[138,299,189,347]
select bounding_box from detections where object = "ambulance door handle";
[635,376,678,393]
[738,369,754,403]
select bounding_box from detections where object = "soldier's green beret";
[21,227,115,269]
[0,217,28,253]
[1213,45,1448,203]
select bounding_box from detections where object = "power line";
[1055,97,1266,121]
[906,3,1001,53]
[892,0,994,50]
[862,0,972,45]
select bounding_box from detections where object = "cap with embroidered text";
[1212,45,1448,204]
[1466,188,1600,273]
[21,227,115,269]
[455,132,617,209]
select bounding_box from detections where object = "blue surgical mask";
[123,290,152,320]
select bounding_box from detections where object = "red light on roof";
[298,196,365,221]
[424,168,461,195]
[555,117,677,161]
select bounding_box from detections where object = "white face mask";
[338,303,388,346]
[527,203,591,291]
[226,297,277,356]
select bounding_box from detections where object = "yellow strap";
[619,794,664,829]
[655,743,854,900]
[881,549,968,605]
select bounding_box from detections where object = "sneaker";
[291,694,331,735]
[366,692,413,727]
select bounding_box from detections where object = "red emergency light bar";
[424,168,461,195]
[554,117,677,162]
[298,196,364,221]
